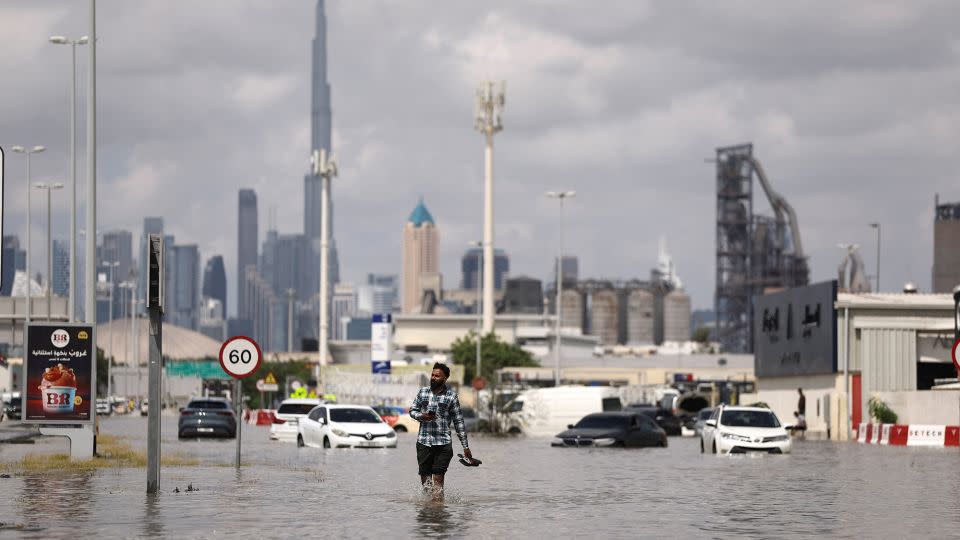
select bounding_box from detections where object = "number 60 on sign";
[219,336,262,379]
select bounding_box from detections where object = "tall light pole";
[287,288,295,353]
[11,145,46,323]
[104,260,119,398]
[310,148,337,379]
[49,35,88,322]
[474,81,505,334]
[34,182,64,320]
[869,223,880,292]
[468,241,483,380]
[85,0,98,327]
[546,190,575,387]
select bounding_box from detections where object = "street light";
[11,145,46,323]
[869,223,880,292]
[104,260,119,399]
[953,285,960,345]
[468,240,483,381]
[546,190,575,387]
[50,34,88,323]
[310,148,337,380]
[34,182,64,320]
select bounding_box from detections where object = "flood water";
[1,415,959,538]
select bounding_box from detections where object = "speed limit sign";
[219,336,262,379]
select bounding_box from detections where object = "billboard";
[754,280,837,377]
[371,313,392,374]
[22,324,96,423]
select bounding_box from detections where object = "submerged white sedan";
[297,404,397,449]
[701,406,792,455]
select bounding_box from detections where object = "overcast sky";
[2,1,959,315]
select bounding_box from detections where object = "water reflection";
[415,499,454,538]
[141,493,165,538]
[18,469,96,530]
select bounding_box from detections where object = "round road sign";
[952,338,960,374]
[472,376,487,391]
[219,336,262,380]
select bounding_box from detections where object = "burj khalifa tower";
[304,0,339,299]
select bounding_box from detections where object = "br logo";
[51,329,70,348]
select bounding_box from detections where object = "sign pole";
[235,379,243,468]
[146,234,164,494]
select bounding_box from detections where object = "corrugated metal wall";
[860,328,916,392]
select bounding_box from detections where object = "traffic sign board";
[472,376,487,391]
[264,372,277,385]
[952,338,960,373]
[219,336,262,380]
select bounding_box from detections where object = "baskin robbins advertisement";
[23,324,95,423]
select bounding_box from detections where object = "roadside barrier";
[246,409,276,426]
[856,423,960,447]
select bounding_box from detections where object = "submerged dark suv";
[178,398,236,439]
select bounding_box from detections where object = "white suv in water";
[700,405,792,455]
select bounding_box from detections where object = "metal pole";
[107,264,114,399]
[235,379,242,468]
[85,0,97,327]
[287,289,294,352]
[555,198,564,387]
[876,224,881,292]
[26,153,32,324]
[69,41,77,323]
[46,187,52,320]
[482,129,495,334]
[475,249,482,380]
[130,291,136,400]
[146,305,161,493]
[319,173,329,370]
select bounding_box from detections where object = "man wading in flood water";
[409,363,473,500]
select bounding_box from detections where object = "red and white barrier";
[856,423,960,447]
[242,409,277,425]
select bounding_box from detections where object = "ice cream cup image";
[42,386,77,414]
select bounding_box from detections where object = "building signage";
[754,280,837,377]
[22,323,95,424]
[371,313,392,374]
[907,425,946,446]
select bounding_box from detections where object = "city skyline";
[1,1,958,313]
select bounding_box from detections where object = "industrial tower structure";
[714,144,809,353]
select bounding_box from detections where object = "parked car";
[700,405,792,455]
[270,398,323,442]
[372,405,405,428]
[502,386,623,436]
[551,412,667,448]
[624,404,683,436]
[140,399,149,417]
[96,398,112,416]
[178,397,236,439]
[693,407,715,437]
[392,412,419,433]
[297,404,397,449]
[2,400,22,421]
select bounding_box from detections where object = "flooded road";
[1,416,959,538]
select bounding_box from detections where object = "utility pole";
[546,191,575,387]
[311,148,337,382]
[474,81,504,334]
[287,288,295,352]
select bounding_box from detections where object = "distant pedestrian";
[792,411,807,437]
[797,388,806,417]
[409,363,473,501]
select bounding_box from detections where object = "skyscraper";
[402,198,440,313]
[260,230,311,302]
[202,255,227,318]
[331,283,357,341]
[52,239,69,296]
[304,0,339,301]
[462,248,509,290]
[1,236,26,296]
[101,230,134,284]
[237,189,258,319]
[933,196,960,293]
[169,244,200,330]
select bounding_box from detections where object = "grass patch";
[0,435,198,476]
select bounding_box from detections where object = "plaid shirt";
[409,385,469,449]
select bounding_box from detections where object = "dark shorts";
[416,443,454,476]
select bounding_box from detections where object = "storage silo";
[626,288,655,344]
[590,289,619,345]
[663,289,692,342]
[559,288,585,332]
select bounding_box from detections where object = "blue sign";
[372,313,392,324]
[372,361,391,374]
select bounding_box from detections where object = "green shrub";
[867,397,898,424]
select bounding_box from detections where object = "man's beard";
[430,380,444,391]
